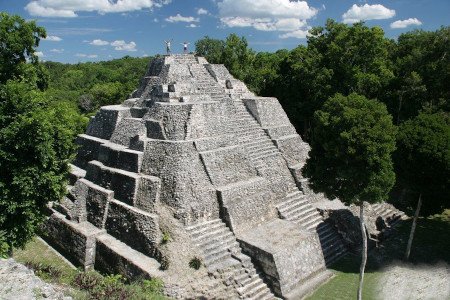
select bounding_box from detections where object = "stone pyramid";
[43,54,406,299]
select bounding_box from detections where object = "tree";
[303,93,397,300]
[0,80,76,253]
[390,27,450,116]
[0,12,48,90]
[194,36,224,64]
[0,14,76,255]
[394,113,450,260]
[221,34,255,82]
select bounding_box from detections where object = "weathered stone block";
[41,211,105,269]
[85,161,139,205]
[110,117,147,148]
[264,125,297,140]
[217,177,277,233]
[105,199,160,256]
[238,219,327,298]
[95,234,162,280]
[73,134,107,169]
[200,145,257,186]
[243,97,292,128]
[83,180,114,229]
[274,134,310,167]
[135,175,161,213]
[86,105,131,140]
[98,143,142,173]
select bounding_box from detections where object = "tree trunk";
[357,203,367,300]
[405,193,422,261]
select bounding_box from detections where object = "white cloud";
[43,35,62,41]
[76,53,98,58]
[217,0,316,39]
[35,51,44,57]
[197,8,208,15]
[390,18,422,29]
[218,0,317,19]
[165,14,199,23]
[50,48,64,53]
[279,28,310,39]
[111,40,137,51]
[342,4,395,24]
[25,0,171,18]
[90,39,109,46]
[187,24,198,28]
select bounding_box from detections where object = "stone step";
[320,232,342,250]
[209,257,242,273]
[248,286,273,300]
[277,197,309,216]
[193,229,233,246]
[186,218,223,232]
[249,149,279,160]
[244,139,274,149]
[283,204,315,221]
[206,250,233,267]
[242,279,269,298]
[305,215,324,230]
[239,134,267,143]
[316,222,335,236]
[324,245,347,266]
[277,192,305,210]
[232,124,261,133]
[202,239,240,256]
[323,240,346,258]
[197,232,236,251]
[238,274,262,294]
[248,144,277,155]
[318,227,337,243]
[204,244,240,264]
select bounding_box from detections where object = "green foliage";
[189,256,202,270]
[388,27,450,120]
[142,278,164,295]
[304,93,397,204]
[0,230,9,258]
[0,13,48,90]
[42,56,151,115]
[195,36,224,64]
[0,79,77,249]
[394,113,450,215]
[160,231,171,245]
[24,261,63,281]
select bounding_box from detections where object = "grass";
[13,237,166,300]
[306,209,450,300]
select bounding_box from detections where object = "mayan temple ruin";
[43,54,407,299]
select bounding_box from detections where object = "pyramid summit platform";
[43,54,406,299]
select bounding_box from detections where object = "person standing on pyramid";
[164,39,172,55]
[181,41,190,53]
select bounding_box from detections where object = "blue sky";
[1,0,449,63]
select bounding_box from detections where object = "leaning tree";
[303,93,397,300]
[394,112,450,260]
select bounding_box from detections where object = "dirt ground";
[374,261,450,300]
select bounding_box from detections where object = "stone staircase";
[186,219,278,300]
[315,221,347,266]
[171,54,198,64]
[231,100,281,172]
[372,203,407,228]
[189,64,225,99]
[276,191,348,266]
[276,191,323,230]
